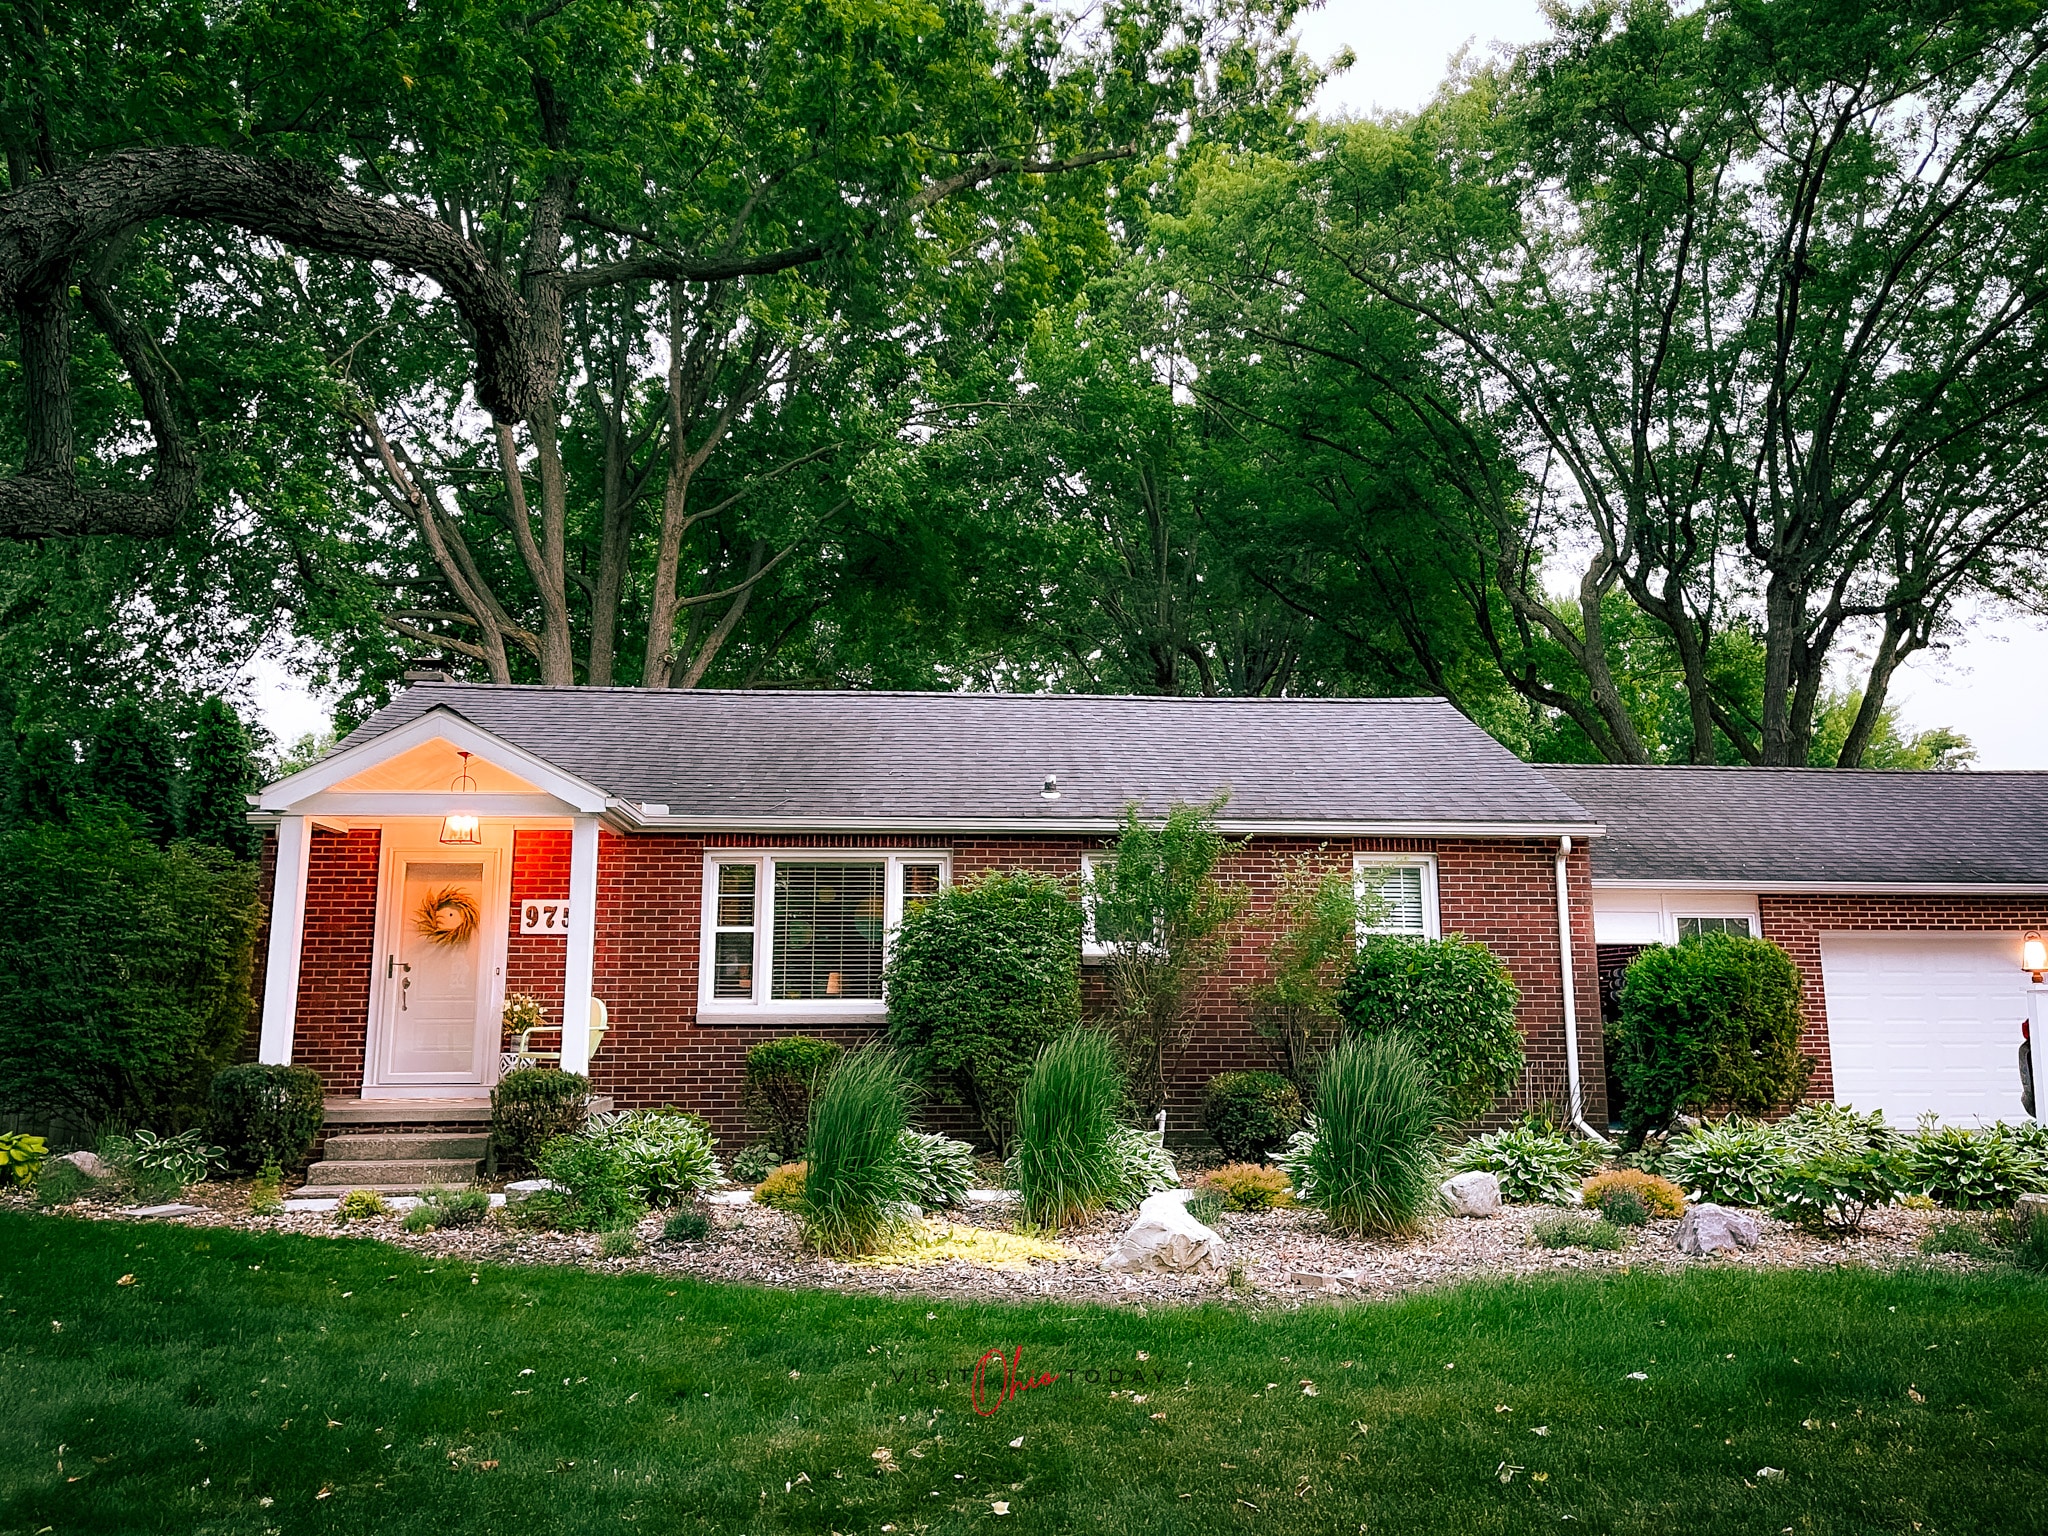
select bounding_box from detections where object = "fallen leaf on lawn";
[1907,1386,1925,1404]
[117,1274,136,1286]
[479,1461,499,1471]
[1533,1472,1549,1483]
[1136,1351,1148,1361]
[1627,1372,1648,1381]
[1300,1381,1317,1396]
[316,1487,331,1500]
[1150,1413,1167,1421]
[1009,1437,1024,1448]
[1531,1427,1550,1437]
[1497,1463,1523,1484]
[991,1500,1010,1515]
[1295,1475,1312,1498]
[1757,1467,1785,1480]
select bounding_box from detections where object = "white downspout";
[1555,834,1611,1148]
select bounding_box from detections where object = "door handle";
[401,975,411,1011]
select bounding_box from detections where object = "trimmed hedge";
[1609,932,1812,1135]
[1337,934,1524,1122]
[743,1036,843,1161]
[206,1063,325,1171]
[1202,1071,1303,1163]
[490,1068,591,1173]
[883,871,1082,1153]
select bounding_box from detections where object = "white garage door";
[1819,932,2032,1126]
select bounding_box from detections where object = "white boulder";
[53,1149,109,1179]
[1103,1189,1228,1275]
[1675,1202,1762,1256]
[503,1178,559,1204]
[1441,1170,1501,1218]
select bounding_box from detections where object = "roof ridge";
[396,682,1454,706]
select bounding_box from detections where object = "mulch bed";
[7,1177,1984,1308]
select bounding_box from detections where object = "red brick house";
[251,684,1610,1144]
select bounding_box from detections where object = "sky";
[245,0,2048,768]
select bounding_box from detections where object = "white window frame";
[696,850,949,1019]
[1675,913,1755,940]
[1353,854,1441,941]
[1077,852,1170,961]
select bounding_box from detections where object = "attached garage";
[1819,932,2033,1126]
[1543,764,2048,1131]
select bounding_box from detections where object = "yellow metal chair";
[499,998,609,1075]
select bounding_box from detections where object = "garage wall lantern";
[439,750,482,846]
[2024,931,2047,983]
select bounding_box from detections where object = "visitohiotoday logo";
[887,1348,1173,1418]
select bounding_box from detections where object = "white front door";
[1819,931,2032,1126]
[369,849,504,1089]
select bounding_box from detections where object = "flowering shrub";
[1583,1168,1686,1219]
[1449,1126,1603,1205]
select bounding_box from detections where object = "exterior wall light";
[439,750,482,845]
[2025,931,2047,983]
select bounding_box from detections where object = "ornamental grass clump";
[1450,1125,1603,1205]
[1012,1028,1126,1229]
[801,1048,914,1256]
[1280,1033,1446,1238]
[1534,1212,1627,1250]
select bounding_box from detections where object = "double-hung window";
[1354,855,1440,940]
[699,852,949,1016]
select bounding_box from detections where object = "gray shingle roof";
[343,684,1599,831]
[1540,764,2048,886]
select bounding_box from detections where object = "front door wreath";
[415,885,482,945]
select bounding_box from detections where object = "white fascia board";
[255,706,608,813]
[1591,877,2048,895]
[602,806,1603,839]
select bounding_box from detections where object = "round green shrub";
[743,1036,843,1162]
[585,1108,723,1206]
[536,1132,647,1232]
[490,1068,591,1173]
[883,872,1083,1154]
[1202,1071,1304,1163]
[1337,934,1524,1122]
[206,1062,325,1171]
[1609,933,1812,1135]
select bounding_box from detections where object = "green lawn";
[3,1211,2044,1534]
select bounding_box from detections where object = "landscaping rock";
[127,1203,202,1218]
[1289,1268,1353,1292]
[1441,1171,1501,1218]
[1103,1189,1228,1275]
[504,1179,559,1204]
[53,1150,109,1179]
[1676,1203,1762,1256]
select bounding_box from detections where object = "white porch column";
[561,815,601,1077]
[257,815,314,1065]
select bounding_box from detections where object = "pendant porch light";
[439,750,482,845]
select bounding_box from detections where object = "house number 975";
[521,901,571,935]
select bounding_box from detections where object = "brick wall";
[580,830,1600,1144]
[1757,893,2048,1102]
[289,827,382,1094]
[505,829,573,1043]
[257,822,1600,1144]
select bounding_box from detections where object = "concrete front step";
[301,1157,481,1189]
[295,1182,485,1200]
[322,1133,490,1162]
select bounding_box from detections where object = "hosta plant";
[98,1127,225,1201]
[1661,1118,1799,1206]
[583,1109,723,1206]
[1107,1125,1179,1208]
[1902,1123,2048,1210]
[1449,1126,1604,1205]
[897,1130,977,1209]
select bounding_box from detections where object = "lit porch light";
[2024,931,2047,983]
[439,750,482,845]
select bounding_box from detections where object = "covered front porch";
[251,709,613,1110]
